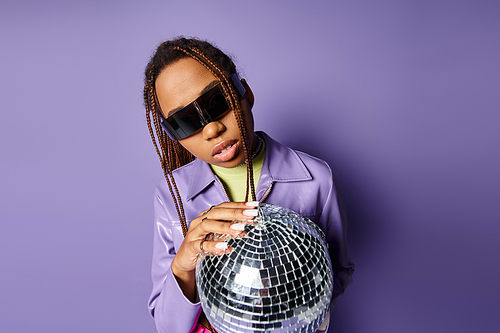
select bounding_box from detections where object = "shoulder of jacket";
[293,150,334,181]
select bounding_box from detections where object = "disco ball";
[196,203,333,332]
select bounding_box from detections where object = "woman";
[143,37,354,333]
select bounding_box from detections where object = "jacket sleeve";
[318,168,355,304]
[148,184,201,333]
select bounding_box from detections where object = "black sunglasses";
[159,74,246,140]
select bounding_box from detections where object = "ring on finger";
[200,240,207,253]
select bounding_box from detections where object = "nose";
[202,121,226,140]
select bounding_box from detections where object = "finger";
[202,201,260,213]
[198,206,214,217]
[199,239,232,255]
[216,201,260,208]
[204,206,260,222]
[198,218,249,236]
[191,202,260,231]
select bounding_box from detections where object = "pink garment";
[189,309,217,333]
[191,323,213,333]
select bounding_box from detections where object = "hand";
[170,201,259,301]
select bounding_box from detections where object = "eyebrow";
[167,80,220,116]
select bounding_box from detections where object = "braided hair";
[143,38,257,237]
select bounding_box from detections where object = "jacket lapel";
[185,158,216,202]
[257,132,312,199]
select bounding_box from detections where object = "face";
[155,58,256,168]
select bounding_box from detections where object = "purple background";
[1,1,499,332]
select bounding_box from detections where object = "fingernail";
[215,242,228,250]
[245,201,260,207]
[230,223,246,231]
[243,209,259,216]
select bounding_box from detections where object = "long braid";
[177,45,256,201]
[154,112,189,236]
[144,38,257,332]
[145,76,191,236]
[188,46,256,201]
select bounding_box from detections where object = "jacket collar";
[182,131,312,201]
[184,158,216,201]
[258,131,311,182]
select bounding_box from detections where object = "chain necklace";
[236,134,263,167]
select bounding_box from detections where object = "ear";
[241,79,254,108]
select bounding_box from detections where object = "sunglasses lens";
[163,106,204,140]
[161,74,245,140]
[203,88,229,120]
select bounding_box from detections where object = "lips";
[212,140,239,162]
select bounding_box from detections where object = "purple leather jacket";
[148,132,354,333]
